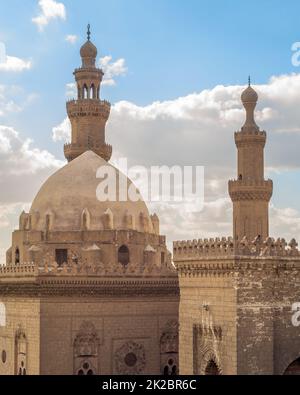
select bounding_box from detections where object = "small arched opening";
[205,360,221,376]
[90,84,96,99]
[83,84,89,99]
[15,248,20,265]
[283,357,300,375]
[118,245,130,266]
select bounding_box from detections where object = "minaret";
[228,79,273,242]
[64,25,112,162]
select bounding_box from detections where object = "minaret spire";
[228,83,273,242]
[64,31,112,162]
[87,23,91,41]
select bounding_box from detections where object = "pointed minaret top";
[241,78,259,131]
[87,24,91,41]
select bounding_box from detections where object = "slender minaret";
[64,25,112,162]
[228,79,273,242]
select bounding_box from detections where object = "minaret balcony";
[67,99,111,121]
[228,179,273,202]
[64,142,112,162]
[234,130,266,147]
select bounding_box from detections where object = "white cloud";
[32,0,66,31]
[0,125,64,176]
[51,72,300,246]
[0,85,37,117]
[0,124,65,263]
[65,82,76,99]
[99,56,127,86]
[0,43,32,72]
[65,34,78,44]
[52,117,71,142]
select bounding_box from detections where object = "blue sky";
[1,0,300,259]
[1,0,300,149]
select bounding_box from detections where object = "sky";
[1,0,300,261]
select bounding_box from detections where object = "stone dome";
[80,40,97,59]
[30,151,154,233]
[241,85,258,104]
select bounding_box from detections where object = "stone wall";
[174,236,300,375]
[0,297,40,375]
[39,296,178,375]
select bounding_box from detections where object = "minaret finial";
[87,24,91,41]
[248,75,251,87]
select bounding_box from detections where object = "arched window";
[83,84,89,99]
[74,322,99,375]
[97,86,100,99]
[160,321,179,375]
[0,303,6,327]
[205,360,220,375]
[118,245,130,266]
[15,248,20,265]
[90,84,96,99]
[284,357,300,375]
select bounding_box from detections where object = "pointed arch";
[81,208,91,231]
[90,83,96,99]
[15,247,20,265]
[83,84,89,99]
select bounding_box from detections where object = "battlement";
[0,257,177,279]
[173,236,300,260]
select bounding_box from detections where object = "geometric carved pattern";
[160,320,179,375]
[73,322,99,375]
[193,322,223,375]
[15,328,27,375]
[160,320,179,354]
[114,341,146,375]
[74,321,99,358]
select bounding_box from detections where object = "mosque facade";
[0,32,300,375]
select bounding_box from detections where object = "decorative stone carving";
[114,341,146,375]
[81,208,91,230]
[102,209,114,230]
[73,321,99,375]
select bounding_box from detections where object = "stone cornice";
[0,277,179,297]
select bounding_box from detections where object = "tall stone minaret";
[228,80,273,242]
[64,25,112,162]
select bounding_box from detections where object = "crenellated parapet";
[173,236,300,260]
[234,130,266,147]
[0,256,177,279]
